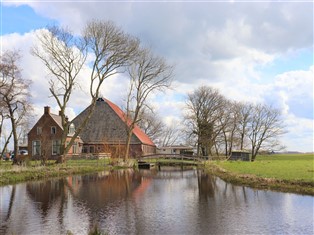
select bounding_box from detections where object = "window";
[89,146,95,153]
[51,126,56,134]
[52,140,61,155]
[72,142,78,154]
[37,127,42,135]
[68,123,75,135]
[82,146,88,153]
[32,141,41,156]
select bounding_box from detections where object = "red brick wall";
[28,113,63,160]
[81,143,156,158]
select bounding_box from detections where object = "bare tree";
[0,100,10,156]
[158,122,181,147]
[136,107,165,144]
[248,104,285,161]
[184,86,225,156]
[0,123,12,160]
[124,47,173,159]
[184,86,286,159]
[32,20,139,162]
[0,50,32,163]
[237,102,253,150]
[136,108,182,147]
[32,26,87,159]
[217,101,241,156]
[65,20,139,160]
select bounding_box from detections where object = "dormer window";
[51,126,56,134]
[68,123,75,135]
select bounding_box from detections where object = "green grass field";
[216,153,314,182]
[0,158,111,186]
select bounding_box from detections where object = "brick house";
[28,107,82,160]
[72,98,156,158]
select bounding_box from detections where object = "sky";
[1,1,313,152]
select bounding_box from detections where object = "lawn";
[216,153,314,182]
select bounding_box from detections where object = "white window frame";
[72,142,78,154]
[32,140,41,156]
[52,140,61,155]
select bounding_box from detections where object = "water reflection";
[1,168,313,235]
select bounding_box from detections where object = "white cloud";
[271,66,313,119]
[1,30,54,105]
[281,113,313,152]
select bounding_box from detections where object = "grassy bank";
[205,153,314,195]
[0,159,113,186]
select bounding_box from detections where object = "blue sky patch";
[1,4,58,35]
[256,48,313,83]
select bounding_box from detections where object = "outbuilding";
[228,150,251,161]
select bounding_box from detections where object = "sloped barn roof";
[72,98,155,146]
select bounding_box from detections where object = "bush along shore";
[205,160,314,196]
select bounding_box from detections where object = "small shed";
[229,150,251,161]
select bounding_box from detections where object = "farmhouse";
[28,106,82,160]
[71,98,156,158]
[28,98,155,159]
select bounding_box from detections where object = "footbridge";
[137,154,207,169]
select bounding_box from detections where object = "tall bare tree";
[184,86,225,156]
[0,100,11,156]
[237,102,253,150]
[248,104,285,161]
[217,101,241,156]
[32,21,139,162]
[125,47,173,159]
[32,26,87,159]
[0,50,32,163]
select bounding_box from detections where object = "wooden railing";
[140,154,207,162]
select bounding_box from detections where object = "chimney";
[59,110,62,116]
[44,106,50,115]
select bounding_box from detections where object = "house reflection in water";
[66,170,144,208]
[26,170,152,217]
[26,180,66,216]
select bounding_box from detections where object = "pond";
[1,168,313,235]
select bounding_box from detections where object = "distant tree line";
[183,86,286,161]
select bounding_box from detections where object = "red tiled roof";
[104,99,155,146]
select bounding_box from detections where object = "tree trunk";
[125,129,133,160]
[240,133,245,150]
[9,107,19,165]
